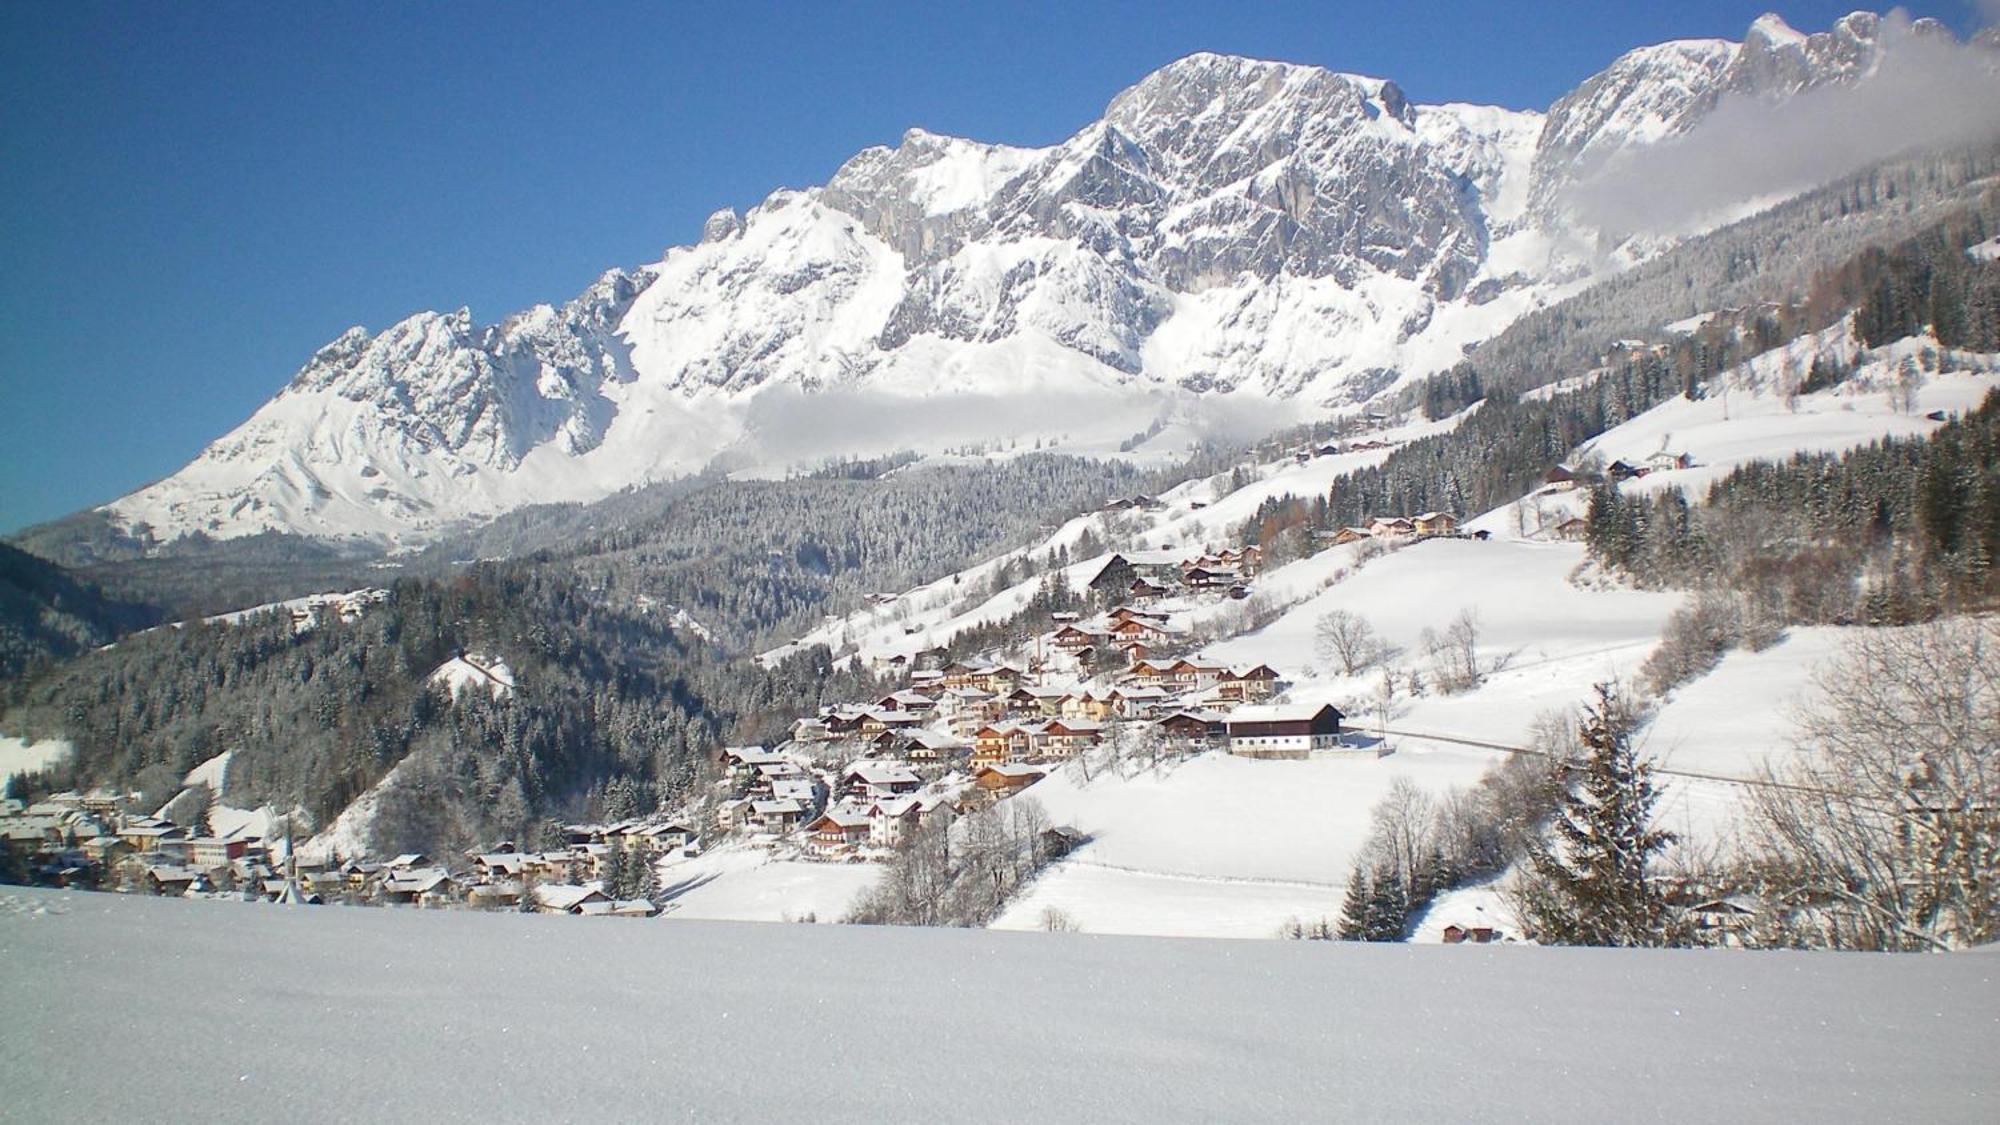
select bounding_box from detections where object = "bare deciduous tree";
[1314,609,1394,676]
[1422,608,1484,694]
[1749,618,2000,951]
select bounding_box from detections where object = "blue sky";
[0,2,1987,534]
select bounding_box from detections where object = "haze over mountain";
[46,11,2000,553]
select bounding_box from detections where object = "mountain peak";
[1747,12,1808,49]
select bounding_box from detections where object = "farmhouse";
[1224,703,1345,760]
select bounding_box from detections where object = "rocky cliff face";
[90,12,1964,549]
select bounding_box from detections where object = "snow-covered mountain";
[93,12,1985,548]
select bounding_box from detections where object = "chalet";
[949,697,1008,737]
[1331,526,1373,546]
[1017,686,1072,717]
[645,823,699,850]
[935,686,996,717]
[380,867,454,907]
[475,852,532,881]
[138,861,199,896]
[1164,659,1227,691]
[1059,691,1118,723]
[1215,664,1281,703]
[1125,660,1171,689]
[1369,517,1416,539]
[187,837,250,869]
[867,796,924,848]
[1033,719,1102,760]
[1183,566,1240,591]
[747,799,806,832]
[465,881,524,910]
[1683,896,1760,943]
[1413,511,1458,537]
[532,884,613,916]
[1542,465,1578,491]
[769,778,820,809]
[804,809,873,854]
[1051,624,1109,656]
[1551,517,1589,542]
[971,723,1030,768]
[1109,616,1174,645]
[1156,709,1226,747]
[1108,685,1170,717]
[841,762,922,801]
[715,798,751,832]
[970,763,1046,800]
[1050,611,1081,624]
[1605,459,1643,481]
[789,716,833,743]
[1441,924,1501,945]
[859,709,923,736]
[721,745,784,769]
[938,660,990,689]
[1128,578,1171,601]
[1224,703,1346,760]
[902,729,971,765]
[1087,555,1139,596]
[116,819,186,854]
[875,690,938,714]
[1646,451,1693,472]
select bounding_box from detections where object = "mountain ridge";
[35,11,1996,553]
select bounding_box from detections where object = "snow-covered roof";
[843,762,920,786]
[1225,703,1342,724]
[533,884,609,911]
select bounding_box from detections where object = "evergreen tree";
[1337,867,1372,940]
[1361,864,1409,941]
[1514,684,1677,947]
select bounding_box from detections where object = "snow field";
[1,886,1993,1122]
[0,735,72,788]
[656,845,878,923]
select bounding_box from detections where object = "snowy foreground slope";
[2,888,1994,1123]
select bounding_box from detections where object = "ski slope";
[1,886,1993,1122]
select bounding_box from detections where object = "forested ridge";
[1,563,884,856]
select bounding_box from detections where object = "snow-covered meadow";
[0,887,1992,1122]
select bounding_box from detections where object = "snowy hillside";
[718,323,1999,938]
[2,887,1994,1121]
[0,735,71,788]
[90,11,1988,549]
